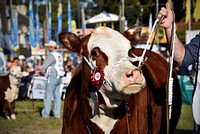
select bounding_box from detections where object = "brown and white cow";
[0,66,23,119]
[59,26,182,134]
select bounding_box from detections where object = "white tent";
[86,11,119,24]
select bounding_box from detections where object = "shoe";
[54,116,60,119]
[42,115,49,119]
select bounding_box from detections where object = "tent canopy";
[86,11,119,24]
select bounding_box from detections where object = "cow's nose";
[123,69,143,84]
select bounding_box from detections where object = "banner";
[57,0,62,44]
[72,20,77,33]
[11,7,19,51]
[29,0,36,49]
[47,0,52,41]
[9,1,19,53]
[68,0,72,32]
[193,0,200,22]
[0,13,3,52]
[35,3,40,48]
[185,0,190,23]
[178,75,194,104]
[4,34,13,53]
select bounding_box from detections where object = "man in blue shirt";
[37,40,65,119]
[158,2,200,125]
[158,2,200,67]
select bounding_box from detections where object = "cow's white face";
[9,66,22,78]
[87,27,146,107]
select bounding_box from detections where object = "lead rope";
[166,10,176,134]
[137,16,165,68]
[125,99,130,134]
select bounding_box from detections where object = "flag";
[9,1,13,41]
[12,7,19,51]
[3,34,13,53]
[68,0,72,32]
[47,0,52,41]
[35,3,40,47]
[0,13,3,52]
[193,0,200,22]
[57,0,62,44]
[72,20,77,33]
[9,1,19,53]
[29,0,36,49]
[148,13,152,34]
[185,0,190,23]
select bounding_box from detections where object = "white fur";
[87,27,145,102]
[11,114,16,120]
[87,27,146,132]
[4,66,22,102]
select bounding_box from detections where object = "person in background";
[0,50,8,76]
[73,55,82,67]
[34,58,43,76]
[7,57,20,70]
[63,59,75,85]
[35,40,65,119]
[21,59,34,74]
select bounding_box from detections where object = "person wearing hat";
[36,40,65,119]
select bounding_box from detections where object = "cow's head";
[9,66,23,85]
[59,26,146,108]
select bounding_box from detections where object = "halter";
[83,55,142,88]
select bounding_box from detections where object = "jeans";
[41,75,61,118]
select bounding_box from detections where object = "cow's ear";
[58,32,82,53]
[122,24,142,47]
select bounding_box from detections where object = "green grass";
[0,100,63,134]
[176,104,194,130]
[0,100,194,134]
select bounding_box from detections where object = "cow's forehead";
[87,27,131,57]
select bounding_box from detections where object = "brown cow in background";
[59,25,182,134]
[0,66,23,119]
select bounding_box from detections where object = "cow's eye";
[91,51,99,57]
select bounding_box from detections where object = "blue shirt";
[40,52,57,76]
[181,33,200,67]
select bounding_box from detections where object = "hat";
[45,40,57,47]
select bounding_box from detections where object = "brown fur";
[59,26,182,134]
[0,75,16,119]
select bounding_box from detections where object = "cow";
[58,25,182,134]
[0,66,24,119]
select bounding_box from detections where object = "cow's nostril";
[126,70,134,78]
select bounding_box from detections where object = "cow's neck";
[88,91,123,134]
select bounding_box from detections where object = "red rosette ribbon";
[91,67,105,87]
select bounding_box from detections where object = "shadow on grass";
[174,129,193,134]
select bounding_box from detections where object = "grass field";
[0,100,195,134]
[0,100,63,134]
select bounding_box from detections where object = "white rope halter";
[138,19,160,67]
[83,55,142,88]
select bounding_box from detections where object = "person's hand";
[157,2,173,30]
[39,71,45,76]
[34,67,39,71]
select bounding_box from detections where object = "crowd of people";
[0,40,81,119]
